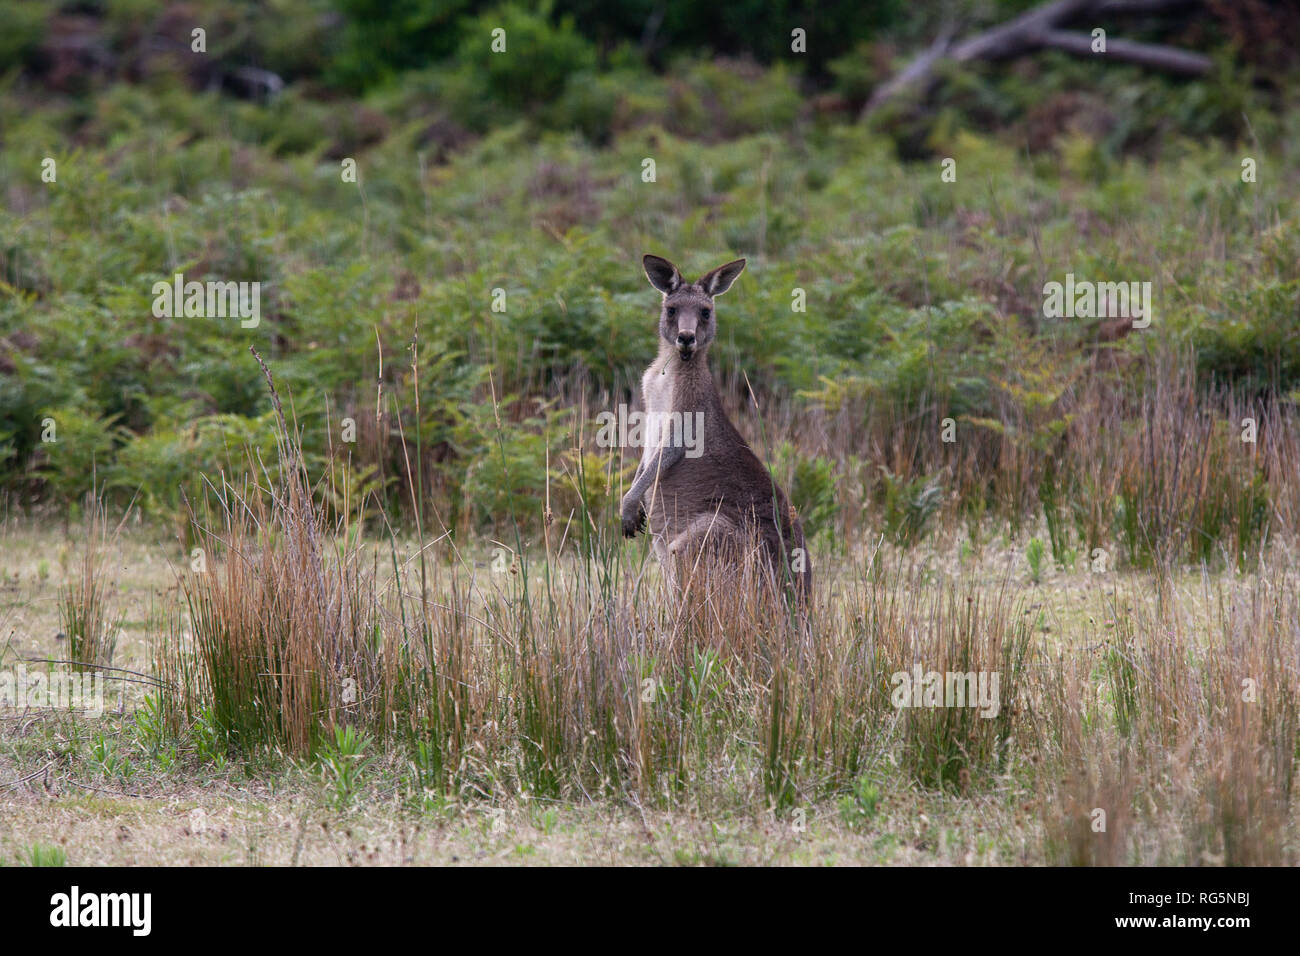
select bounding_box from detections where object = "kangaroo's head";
[642,254,746,363]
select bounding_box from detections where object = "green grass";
[19,843,67,867]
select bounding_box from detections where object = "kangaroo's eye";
[666,306,677,318]
[700,308,711,320]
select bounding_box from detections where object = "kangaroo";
[620,254,811,601]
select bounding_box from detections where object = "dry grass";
[2,520,1297,864]
[1039,560,1299,865]
[57,497,123,671]
[3,350,1299,865]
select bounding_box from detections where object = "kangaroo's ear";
[698,258,746,297]
[643,254,684,295]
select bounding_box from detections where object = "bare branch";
[861,0,1210,119]
[1040,29,1211,74]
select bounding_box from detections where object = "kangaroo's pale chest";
[640,362,676,466]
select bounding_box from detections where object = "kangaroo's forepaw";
[621,503,645,538]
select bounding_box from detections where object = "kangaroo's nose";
[677,331,695,347]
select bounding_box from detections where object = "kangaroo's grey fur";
[621,254,811,600]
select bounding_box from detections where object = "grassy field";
[2,490,1296,866]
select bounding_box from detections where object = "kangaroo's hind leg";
[664,511,741,594]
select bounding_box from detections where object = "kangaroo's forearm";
[627,444,686,504]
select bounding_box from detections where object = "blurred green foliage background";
[0,1,1296,559]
